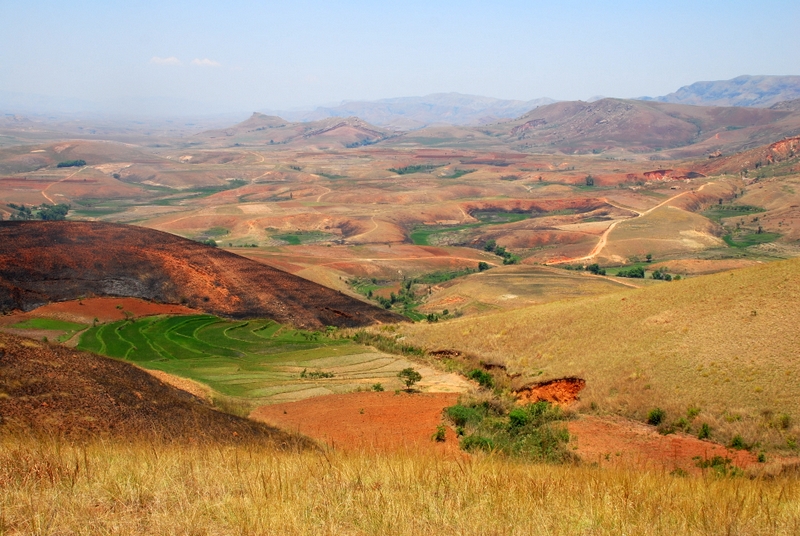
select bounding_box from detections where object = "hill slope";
[196,113,391,147]
[0,221,404,328]
[645,75,800,108]
[0,332,310,446]
[493,98,800,156]
[397,257,800,450]
[264,93,558,128]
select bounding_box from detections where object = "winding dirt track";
[548,183,713,265]
[41,167,84,204]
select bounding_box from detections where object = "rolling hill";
[263,93,558,128]
[397,257,800,450]
[491,98,800,156]
[0,221,404,328]
[0,331,311,445]
[644,75,800,108]
[196,113,392,148]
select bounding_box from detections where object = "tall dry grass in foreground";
[2,438,799,535]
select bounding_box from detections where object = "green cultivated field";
[77,315,420,406]
[11,318,88,342]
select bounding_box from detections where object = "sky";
[1,0,798,116]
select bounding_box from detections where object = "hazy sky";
[1,0,798,115]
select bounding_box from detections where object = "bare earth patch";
[568,415,757,474]
[1,297,199,324]
[250,391,461,454]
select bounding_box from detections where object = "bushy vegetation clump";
[616,265,645,278]
[445,397,572,462]
[57,159,86,168]
[7,203,70,221]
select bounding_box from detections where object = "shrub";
[398,368,422,390]
[508,408,530,428]
[431,425,447,442]
[586,263,606,276]
[467,369,494,389]
[446,404,483,427]
[57,159,86,168]
[618,266,645,278]
[371,383,384,392]
[478,261,490,271]
[729,435,747,450]
[647,408,665,426]
[698,423,711,440]
[460,434,494,452]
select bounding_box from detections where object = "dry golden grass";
[396,257,800,450]
[419,265,630,316]
[2,436,800,535]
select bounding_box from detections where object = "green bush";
[431,425,447,442]
[647,408,666,426]
[57,159,86,168]
[460,434,494,452]
[446,404,483,427]
[371,383,384,392]
[698,423,711,440]
[467,369,494,389]
[447,399,571,462]
[729,435,747,450]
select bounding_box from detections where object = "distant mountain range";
[642,75,800,108]
[260,93,557,129]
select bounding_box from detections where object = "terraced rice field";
[77,315,455,405]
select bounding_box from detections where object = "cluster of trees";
[56,159,86,168]
[616,265,645,278]
[562,263,606,275]
[7,203,70,221]
[483,239,519,265]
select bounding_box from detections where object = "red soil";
[0,221,404,329]
[515,378,586,404]
[250,391,461,454]
[569,415,757,474]
[1,297,198,325]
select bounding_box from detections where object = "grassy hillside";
[396,257,800,451]
[2,438,798,535]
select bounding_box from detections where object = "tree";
[478,261,490,271]
[585,175,595,187]
[398,368,422,390]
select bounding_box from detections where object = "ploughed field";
[75,314,466,406]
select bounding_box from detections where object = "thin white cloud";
[150,56,181,66]
[191,58,221,67]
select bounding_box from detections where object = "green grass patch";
[472,211,531,224]
[388,164,444,175]
[703,205,766,224]
[76,314,406,407]
[11,318,86,332]
[442,169,476,179]
[11,318,88,342]
[272,231,333,245]
[723,232,781,248]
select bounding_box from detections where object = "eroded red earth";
[251,391,462,454]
